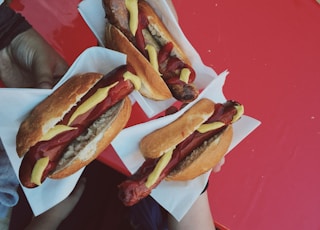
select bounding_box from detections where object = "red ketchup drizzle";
[20,65,135,187]
[158,42,173,64]
[135,12,149,55]
[134,11,196,87]
[118,101,239,206]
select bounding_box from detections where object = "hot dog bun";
[50,97,131,179]
[16,72,104,158]
[139,99,234,181]
[17,68,135,187]
[167,125,233,181]
[139,98,215,159]
[103,0,199,102]
[105,24,171,100]
[118,99,243,206]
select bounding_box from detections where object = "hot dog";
[16,65,141,188]
[118,98,244,206]
[103,0,199,102]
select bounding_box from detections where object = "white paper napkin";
[112,72,261,220]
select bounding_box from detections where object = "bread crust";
[105,24,171,100]
[139,98,215,159]
[16,73,103,157]
[167,126,233,181]
[50,97,132,179]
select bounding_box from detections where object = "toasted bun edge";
[105,24,172,101]
[139,98,215,159]
[16,73,104,157]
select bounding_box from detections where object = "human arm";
[167,190,216,230]
[25,177,86,230]
[166,153,226,230]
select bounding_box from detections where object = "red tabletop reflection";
[8,0,320,229]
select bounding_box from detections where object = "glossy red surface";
[9,0,320,229]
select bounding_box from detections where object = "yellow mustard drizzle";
[68,82,119,125]
[145,44,161,74]
[232,104,244,123]
[125,0,139,36]
[34,81,124,185]
[40,125,77,141]
[30,156,49,185]
[197,103,244,133]
[145,147,175,188]
[179,68,191,83]
[123,71,142,90]
[197,122,225,133]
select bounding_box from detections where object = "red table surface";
[8,0,320,229]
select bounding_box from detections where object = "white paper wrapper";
[112,73,261,220]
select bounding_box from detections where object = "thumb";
[52,57,69,86]
[34,72,54,89]
[33,56,69,89]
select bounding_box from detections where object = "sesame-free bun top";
[16,73,103,157]
[139,98,216,159]
[105,24,172,101]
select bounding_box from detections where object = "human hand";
[168,191,216,230]
[25,177,86,230]
[0,28,68,89]
[212,157,226,173]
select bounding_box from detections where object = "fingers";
[5,28,69,88]
[20,29,69,89]
[34,62,68,89]
[47,177,86,219]
[36,79,53,89]
[212,157,225,173]
[34,55,69,89]
[25,177,86,230]
[52,58,69,86]
[35,61,68,89]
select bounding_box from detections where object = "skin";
[25,178,86,230]
[168,191,216,230]
[0,28,68,89]
[24,180,216,230]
